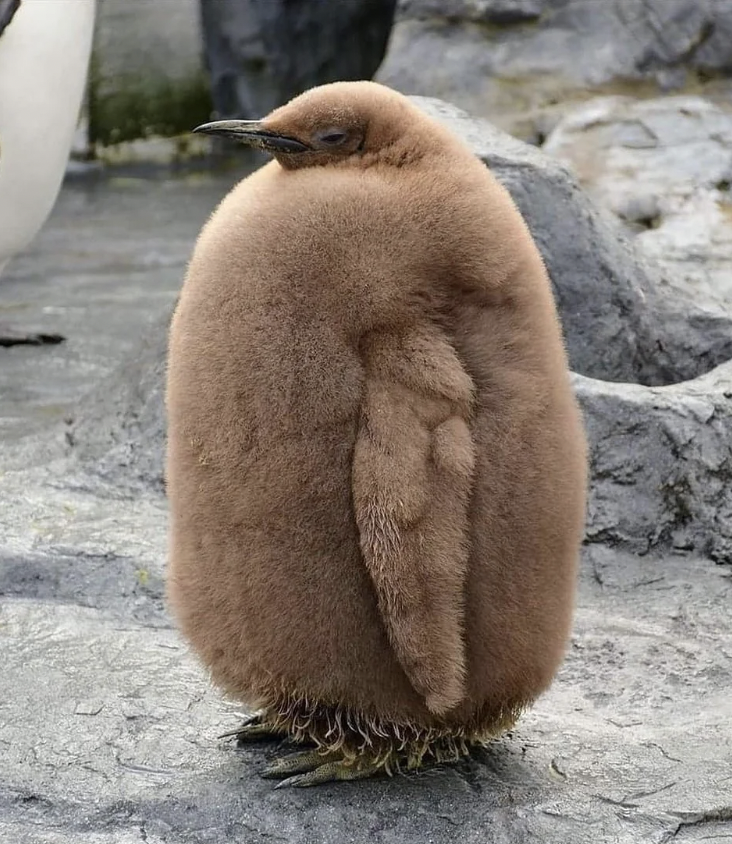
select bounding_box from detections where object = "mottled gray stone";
[577,364,732,562]
[392,0,732,83]
[380,0,732,136]
[544,95,732,311]
[69,319,169,492]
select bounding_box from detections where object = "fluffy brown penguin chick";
[166,81,588,788]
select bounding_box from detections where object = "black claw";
[218,711,266,739]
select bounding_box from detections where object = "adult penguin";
[0,0,95,346]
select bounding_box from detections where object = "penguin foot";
[262,749,382,788]
[220,711,285,743]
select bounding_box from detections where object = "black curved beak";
[192,120,310,153]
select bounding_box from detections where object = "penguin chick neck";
[192,81,437,171]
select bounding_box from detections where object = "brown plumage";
[165,81,588,787]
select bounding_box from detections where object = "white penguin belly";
[0,0,95,265]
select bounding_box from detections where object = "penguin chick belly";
[166,338,395,701]
[166,254,516,765]
[166,247,464,740]
[171,401,531,775]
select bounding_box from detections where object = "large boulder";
[577,365,732,563]
[416,97,732,387]
[199,0,398,120]
[379,0,732,136]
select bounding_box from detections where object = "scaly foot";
[262,748,385,788]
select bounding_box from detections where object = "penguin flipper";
[352,327,476,716]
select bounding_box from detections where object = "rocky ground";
[1,94,731,844]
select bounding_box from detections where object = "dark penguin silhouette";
[166,81,588,788]
[199,0,398,120]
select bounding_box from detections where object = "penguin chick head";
[192,81,427,170]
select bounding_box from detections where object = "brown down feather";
[165,81,588,747]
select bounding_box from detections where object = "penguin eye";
[317,130,348,146]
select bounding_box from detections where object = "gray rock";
[379,0,732,136]
[544,95,732,310]
[199,0,398,120]
[402,98,732,388]
[400,0,543,24]
[577,364,732,562]
[69,317,169,492]
[1,491,730,842]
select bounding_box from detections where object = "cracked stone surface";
[576,365,732,561]
[1,97,731,842]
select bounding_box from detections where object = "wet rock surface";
[1,539,729,844]
[1,96,731,842]
[0,171,233,460]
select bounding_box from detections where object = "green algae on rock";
[88,67,212,147]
